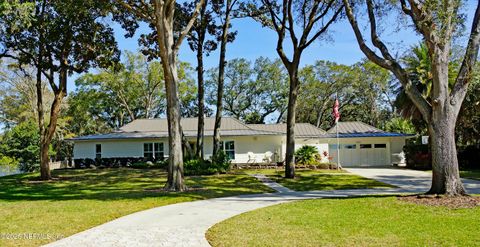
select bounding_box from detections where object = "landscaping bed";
[399,195,480,209]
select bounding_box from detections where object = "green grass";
[0,168,274,247]
[207,196,480,247]
[243,169,393,191]
[460,169,480,180]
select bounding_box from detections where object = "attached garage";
[325,122,413,167]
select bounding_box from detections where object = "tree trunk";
[162,59,186,191]
[152,0,204,191]
[427,114,466,195]
[285,68,299,179]
[36,67,50,180]
[427,51,465,195]
[213,0,232,157]
[196,40,205,159]
[182,129,194,160]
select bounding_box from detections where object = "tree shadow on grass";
[0,168,272,202]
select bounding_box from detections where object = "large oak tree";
[0,0,120,180]
[343,0,480,195]
[114,0,204,191]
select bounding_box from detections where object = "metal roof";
[120,117,250,132]
[327,121,384,134]
[71,117,284,141]
[323,132,415,138]
[248,123,327,137]
[70,118,414,141]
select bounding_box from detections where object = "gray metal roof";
[120,117,249,132]
[323,132,415,138]
[71,117,284,141]
[248,123,327,137]
[70,118,413,141]
[325,121,414,138]
[327,121,384,134]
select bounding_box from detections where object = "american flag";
[333,97,340,123]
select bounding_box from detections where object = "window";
[343,144,356,149]
[374,144,387,148]
[360,144,372,149]
[144,142,164,160]
[329,144,341,150]
[144,143,153,160]
[154,143,164,159]
[95,144,102,159]
[222,141,235,160]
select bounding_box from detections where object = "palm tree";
[395,43,457,126]
[394,43,432,125]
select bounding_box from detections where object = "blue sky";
[67,1,478,92]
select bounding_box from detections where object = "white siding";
[73,139,169,159]
[390,137,406,154]
[73,135,409,167]
[324,137,408,167]
[283,139,330,162]
[201,136,284,163]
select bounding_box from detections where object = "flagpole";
[334,93,341,170]
[336,121,340,170]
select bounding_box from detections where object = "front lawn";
[244,169,393,191]
[0,168,273,247]
[207,196,480,247]
[460,169,480,180]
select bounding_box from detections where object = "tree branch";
[302,3,343,49]
[450,1,480,112]
[343,0,432,121]
[173,0,205,53]
[286,0,298,50]
[115,0,150,20]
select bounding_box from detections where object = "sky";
[66,1,478,92]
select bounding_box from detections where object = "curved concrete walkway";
[45,168,479,247]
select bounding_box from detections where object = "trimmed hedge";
[130,160,168,169]
[73,157,166,169]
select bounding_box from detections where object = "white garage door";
[329,143,388,167]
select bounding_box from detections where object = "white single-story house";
[71,117,413,167]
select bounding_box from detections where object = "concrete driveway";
[345,167,480,194]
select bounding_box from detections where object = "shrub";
[404,144,431,170]
[73,157,168,169]
[129,160,166,169]
[184,159,209,175]
[295,145,319,165]
[211,150,231,173]
[458,146,480,169]
[184,153,231,176]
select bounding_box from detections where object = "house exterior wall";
[200,135,284,163]
[73,138,169,159]
[323,136,407,167]
[281,138,330,163]
[73,136,284,164]
[390,137,406,154]
[72,135,407,167]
